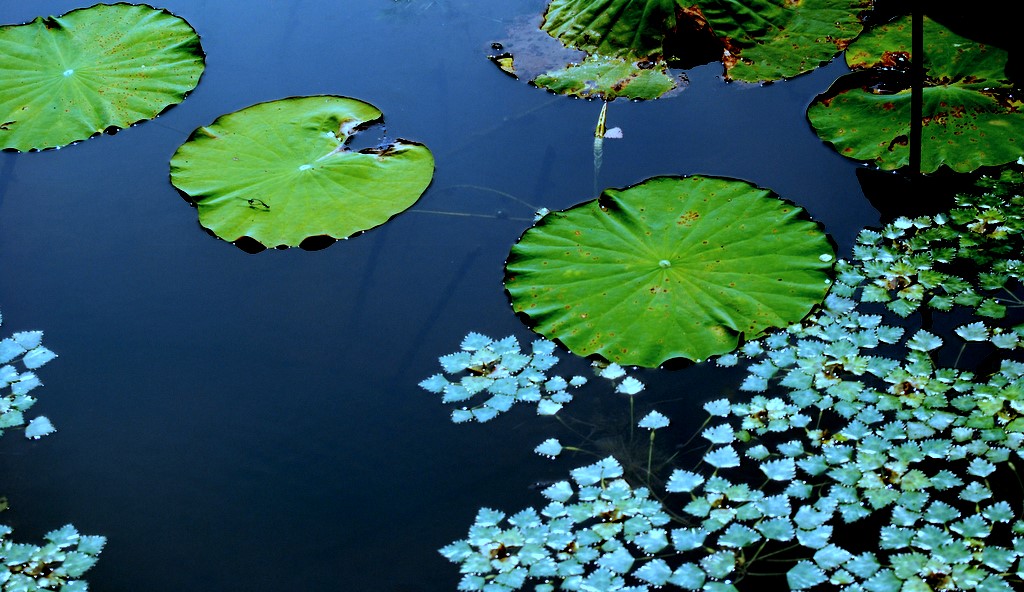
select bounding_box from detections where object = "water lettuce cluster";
[437,169,1024,591]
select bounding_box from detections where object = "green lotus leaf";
[532,54,678,100]
[0,3,205,152]
[542,0,682,59]
[807,15,1024,173]
[169,96,435,249]
[504,175,835,367]
[697,0,872,82]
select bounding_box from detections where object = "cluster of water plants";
[430,166,1024,591]
[0,312,106,590]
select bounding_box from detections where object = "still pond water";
[0,1,881,590]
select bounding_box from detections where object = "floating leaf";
[535,438,564,458]
[808,16,1024,173]
[533,54,677,100]
[170,95,434,249]
[787,560,827,590]
[504,175,834,366]
[666,469,705,493]
[704,446,741,469]
[698,0,872,83]
[0,3,205,151]
[638,410,669,430]
[616,376,645,395]
[541,0,681,59]
[24,415,54,439]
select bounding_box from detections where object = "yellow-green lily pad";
[169,96,435,250]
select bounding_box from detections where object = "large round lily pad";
[504,175,835,367]
[169,96,435,249]
[0,3,205,152]
[807,15,1024,173]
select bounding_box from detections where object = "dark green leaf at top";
[808,15,1024,173]
[698,0,873,82]
[542,0,683,59]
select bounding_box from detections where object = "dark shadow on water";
[857,167,979,224]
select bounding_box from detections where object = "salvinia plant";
[0,311,106,590]
[429,166,1024,591]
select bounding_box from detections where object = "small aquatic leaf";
[534,438,563,458]
[665,470,704,493]
[668,563,705,589]
[23,415,54,439]
[461,333,494,351]
[704,446,741,469]
[471,406,499,422]
[787,560,827,590]
[907,330,943,352]
[956,322,990,342]
[701,424,734,444]
[571,457,622,486]
[598,363,626,380]
[670,527,708,551]
[960,482,993,503]
[699,550,736,579]
[796,525,832,549]
[982,501,1014,523]
[746,444,770,460]
[21,346,54,368]
[171,96,434,249]
[637,411,668,430]
[634,558,671,586]
[761,458,796,481]
[615,377,645,396]
[419,374,449,393]
[704,399,731,417]
[717,524,760,548]
[597,547,634,574]
[756,518,795,541]
[536,399,563,415]
[632,529,668,554]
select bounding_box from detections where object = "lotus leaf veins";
[504,175,835,366]
[0,3,205,151]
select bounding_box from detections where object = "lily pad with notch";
[504,175,835,367]
[0,3,205,152]
[169,95,435,251]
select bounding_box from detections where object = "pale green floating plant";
[0,310,105,588]
[420,332,587,422]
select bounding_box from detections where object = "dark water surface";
[0,1,880,590]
